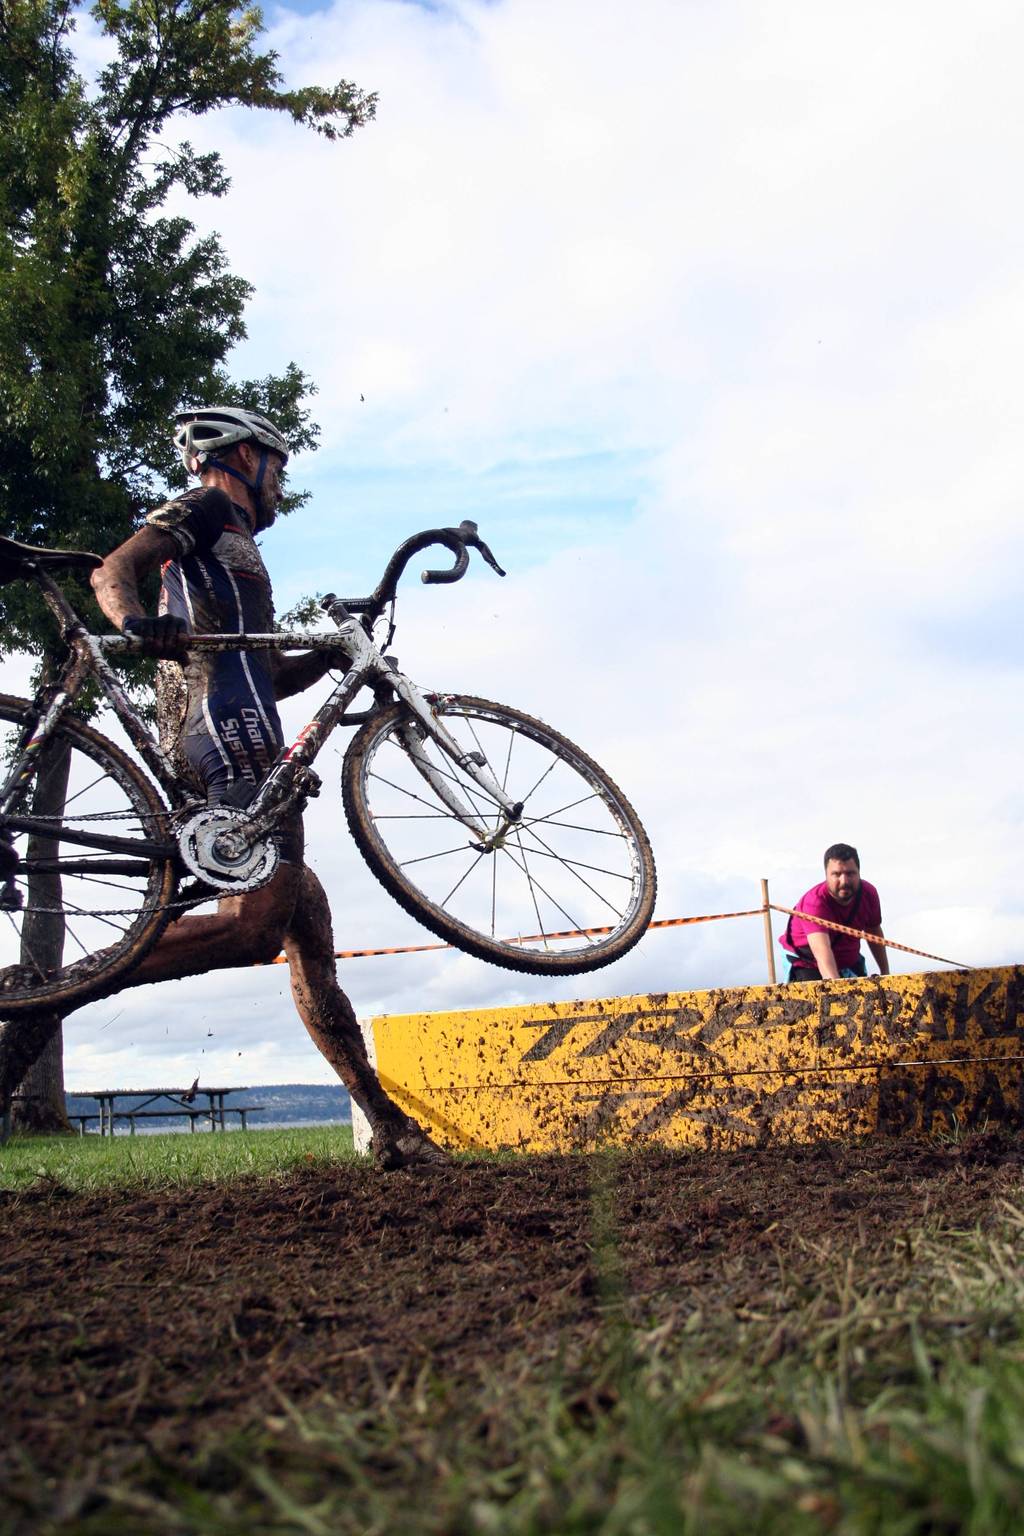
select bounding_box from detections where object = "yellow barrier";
[364,965,1024,1153]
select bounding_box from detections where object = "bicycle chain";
[12,892,214,918]
[11,809,169,823]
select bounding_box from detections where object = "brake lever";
[474,540,505,578]
[423,519,506,581]
[463,522,507,578]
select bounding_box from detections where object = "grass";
[4,1140,1024,1534]
[0,1123,356,1190]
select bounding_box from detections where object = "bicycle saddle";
[0,535,103,585]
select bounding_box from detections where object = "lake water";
[79,1116,351,1136]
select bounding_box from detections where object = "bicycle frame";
[1,562,522,869]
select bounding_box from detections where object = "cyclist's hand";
[121,613,189,658]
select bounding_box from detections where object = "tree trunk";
[10,735,72,1134]
[0,1012,64,1127]
[10,1019,68,1132]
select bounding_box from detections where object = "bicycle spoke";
[58,901,136,937]
[525,823,630,915]
[419,743,500,828]
[365,813,460,821]
[510,834,636,883]
[465,717,491,767]
[63,873,154,896]
[369,768,478,818]
[512,827,551,949]
[62,922,95,960]
[460,719,514,823]
[38,855,150,872]
[501,837,592,940]
[398,840,481,870]
[513,753,562,812]
[373,757,496,838]
[4,912,50,980]
[490,846,497,938]
[520,817,625,838]
[63,770,117,810]
[439,845,491,908]
[500,723,515,794]
[517,791,603,828]
[404,732,509,832]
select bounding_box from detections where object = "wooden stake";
[761,878,777,984]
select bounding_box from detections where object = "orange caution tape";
[262,909,764,963]
[259,905,969,970]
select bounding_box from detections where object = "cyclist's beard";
[253,481,280,532]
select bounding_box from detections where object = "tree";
[0,0,375,1129]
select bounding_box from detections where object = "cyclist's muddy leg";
[282,866,446,1168]
[123,864,303,987]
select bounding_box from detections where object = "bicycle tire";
[342,695,656,974]
[0,695,177,1014]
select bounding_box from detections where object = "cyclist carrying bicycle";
[89,406,446,1169]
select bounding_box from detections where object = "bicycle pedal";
[294,766,322,798]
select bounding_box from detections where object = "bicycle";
[0,521,656,1015]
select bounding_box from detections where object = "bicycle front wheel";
[0,695,177,1014]
[342,695,656,974]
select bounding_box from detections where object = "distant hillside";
[249,1084,352,1125]
[66,1083,351,1128]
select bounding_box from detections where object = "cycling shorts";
[183,686,304,867]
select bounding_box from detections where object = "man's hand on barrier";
[121,613,189,659]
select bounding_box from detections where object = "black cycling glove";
[121,613,189,658]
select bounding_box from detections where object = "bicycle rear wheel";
[0,695,177,1014]
[342,695,656,974]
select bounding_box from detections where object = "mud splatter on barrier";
[365,966,1024,1152]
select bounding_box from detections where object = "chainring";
[177,806,280,893]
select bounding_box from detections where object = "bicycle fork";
[395,715,524,848]
[320,611,524,847]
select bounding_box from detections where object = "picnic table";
[70,1086,264,1136]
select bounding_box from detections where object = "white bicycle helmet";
[173,406,290,471]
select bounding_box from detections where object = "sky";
[7,0,1024,1087]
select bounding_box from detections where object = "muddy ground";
[3,1134,1023,1521]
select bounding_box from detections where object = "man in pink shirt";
[780,843,890,982]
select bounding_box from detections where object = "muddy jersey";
[146,486,283,799]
